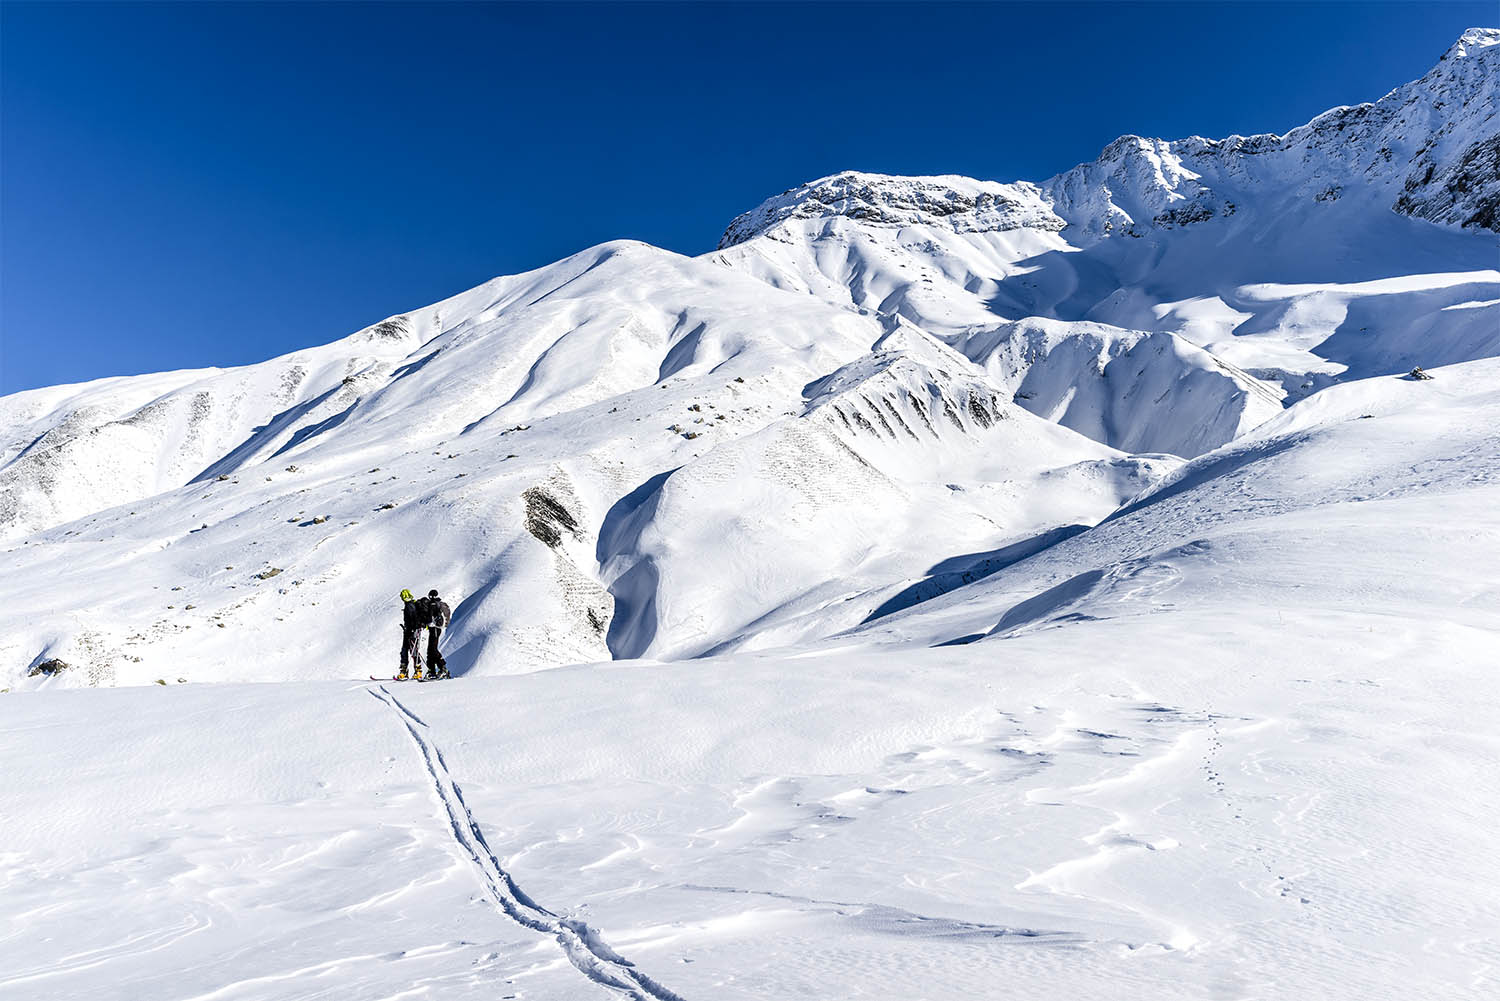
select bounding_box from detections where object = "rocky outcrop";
[718,171,1065,248]
[1396,133,1500,230]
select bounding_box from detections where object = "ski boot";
[413,664,425,681]
[396,665,409,681]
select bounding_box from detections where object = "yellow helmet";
[399,588,414,602]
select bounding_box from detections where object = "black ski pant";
[426,627,446,671]
[400,627,423,671]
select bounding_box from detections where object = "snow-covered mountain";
[2,29,1496,688]
[4,28,1499,1001]
[721,27,1498,404]
[723,27,1500,245]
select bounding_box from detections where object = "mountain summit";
[728,28,1498,245]
[719,173,1062,248]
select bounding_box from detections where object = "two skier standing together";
[398,588,451,680]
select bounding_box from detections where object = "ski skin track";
[368,684,686,1001]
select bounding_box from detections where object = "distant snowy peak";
[1391,26,1500,230]
[717,172,1063,248]
[1047,26,1499,236]
[720,29,1499,244]
[1443,25,1500,61]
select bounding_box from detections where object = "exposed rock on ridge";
[718,172,1064,249]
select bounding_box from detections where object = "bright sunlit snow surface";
[3,28,1499,1001]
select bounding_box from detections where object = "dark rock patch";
[524,487,580,548]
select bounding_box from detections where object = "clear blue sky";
[1,1,1491,393]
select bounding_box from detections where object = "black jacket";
[402,599,423,631]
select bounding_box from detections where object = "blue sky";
[1,1,1491,393]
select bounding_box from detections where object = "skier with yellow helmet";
[397,588,424,679]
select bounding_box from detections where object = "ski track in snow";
[368,684,686,1001]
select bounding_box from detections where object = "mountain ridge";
[722,27,1499,246]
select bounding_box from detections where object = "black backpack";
[415,596,437,628]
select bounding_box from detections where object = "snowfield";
[3,28,1499,1001]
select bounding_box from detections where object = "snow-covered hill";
[4,355,1496,1000]
[3,26,1499,1001]
[2,29,1495,687]
[2,232,1183,683]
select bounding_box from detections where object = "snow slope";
[0,238,1163,683]
[0,241,875,544]
[4,359,1496,1000]
[2,28,1499,1001]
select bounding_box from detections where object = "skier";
[397,588,425,680]
[423,588,452,679]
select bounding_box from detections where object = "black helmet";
[428,589,439,598]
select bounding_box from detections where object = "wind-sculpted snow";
[950,316,1285,456]
[598,347,1170,660]
[837,356,1500,655]
[714,216,1294,454]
